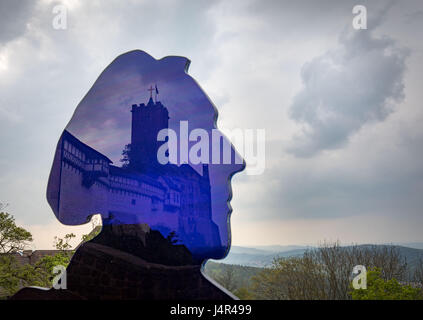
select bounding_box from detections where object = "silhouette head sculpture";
[14,50,245,300]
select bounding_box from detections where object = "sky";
[1,0,423,249]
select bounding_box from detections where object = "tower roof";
[147,97,154,106]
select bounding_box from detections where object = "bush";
[351,268,423,300]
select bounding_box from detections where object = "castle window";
[131,199,136,205]
[151,197,159,211]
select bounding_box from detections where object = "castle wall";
[59,162,109,223]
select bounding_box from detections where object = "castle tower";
[200,164,212,219]
[130,87,169,172]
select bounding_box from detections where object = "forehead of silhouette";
[47,50,244,262]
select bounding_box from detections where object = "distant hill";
[229,246,276,255]
[395,242,423,250]
[230,245,313,255]
[215,244,423,269]
[219,248,307,267]
[254,245,313,252]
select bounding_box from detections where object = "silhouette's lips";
[226,180,234,215]
[223,162,245,217]
[227,202,233,215]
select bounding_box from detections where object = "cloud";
[0,0,34,44]
[287,9,409,157]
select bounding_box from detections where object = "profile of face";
[47,50,244,265]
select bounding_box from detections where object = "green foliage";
[0,255,23,296]
[233,287,254,300]
[0,208,96,298]
[204,261,263,299]
[0,209,35,298]
[206,243,422,300]
[351,268,423,300]
[0,255,45,297]
[215,264,237,292]
[54,233,75,252]
[81,226,102,243]
[250,256,327,300]
[0,211,33,253]
[0,231,74,298]
[246,242,416,300]
[30,252,72,287]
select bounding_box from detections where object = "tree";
[54,233,75,258]
[0,208,81,298]
[251,256,326,300]
[0,211,33,253]
[20,234,77,289]
[234,287,254,300]
[30,252,72,288]
[413,258,423,289]
[214,264,237,292]
[304,242,408,299]
[0,208,34,297]
[249,242,410,300]
[351,268,423,300]
[0,255,25,297]
[204,262,262,296]
[81,226,102,243]
[120,144,132,168]
[0,232,76,297]
[81,214,102,243]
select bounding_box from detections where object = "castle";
[54,90,221,253]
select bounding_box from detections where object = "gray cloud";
[287,8,409,157]
[0,0,34,44]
